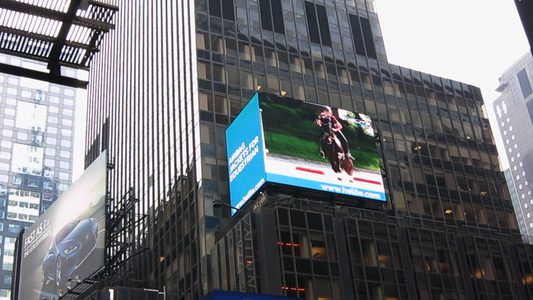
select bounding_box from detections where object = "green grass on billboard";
[259,94,380,171]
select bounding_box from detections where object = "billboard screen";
[260,93,386,201]
[226,93,386,211]
[18,151,107,300]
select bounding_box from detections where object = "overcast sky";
[375,0,529,103]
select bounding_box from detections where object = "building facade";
[85,0,532,299]
[0,55,78,299]
[493,51,533,242]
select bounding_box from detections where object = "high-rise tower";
[0,55,79,300]
[493,51,533,242]
[85,0,532,299]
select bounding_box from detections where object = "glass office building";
[493,52,533,243]
[85,0,533,299]
[0,55,78,299]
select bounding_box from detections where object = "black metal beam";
[0,63,88,89]
[0,26,99,52]
[0,0,117,84]
[47,0,82,75]
[0,0,115,31]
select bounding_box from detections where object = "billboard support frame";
[373,124,396,214]
[104,186,150,289]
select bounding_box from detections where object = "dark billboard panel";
[201,290,298,300]
[18,151,107,300]
[226,93,386,211]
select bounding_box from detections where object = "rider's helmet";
[323,106,332,115]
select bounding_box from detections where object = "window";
[61,129,72,137]
[1,130,12,138]
[209,0,235,20]
[0,141,11,149]
[349,14,377,59]
[259,0,285,34]
[526,99,533,127]
[7,224,19,234]
[518,68,533,98]
[4,108,15,116]
[62,119,72,126]
[305,2,331,46]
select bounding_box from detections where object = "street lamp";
[213,197,240,213]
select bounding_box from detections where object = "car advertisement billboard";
[226,93,386,212]
[18,151,107,300]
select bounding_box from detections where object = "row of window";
[208,0,378,59]
[196,33,483,117]
[0,87,76,105]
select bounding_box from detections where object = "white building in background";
[493,51,533,242]
[0,54,80,299]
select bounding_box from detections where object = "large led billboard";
[226,93,386,212]
[18,151,107,300]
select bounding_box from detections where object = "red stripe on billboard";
[295,167,325,175]
[296,166,381,185]
[352,177,382,185]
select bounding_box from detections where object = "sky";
[374,0,530,169]
[375,0,529,103]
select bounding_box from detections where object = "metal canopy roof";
[0,0,117,88]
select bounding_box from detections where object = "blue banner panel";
[226,93,267,213]
[201,290,298,300]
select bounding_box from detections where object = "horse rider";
[316,107,354,160]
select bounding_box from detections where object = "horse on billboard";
[317,107,354,178]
